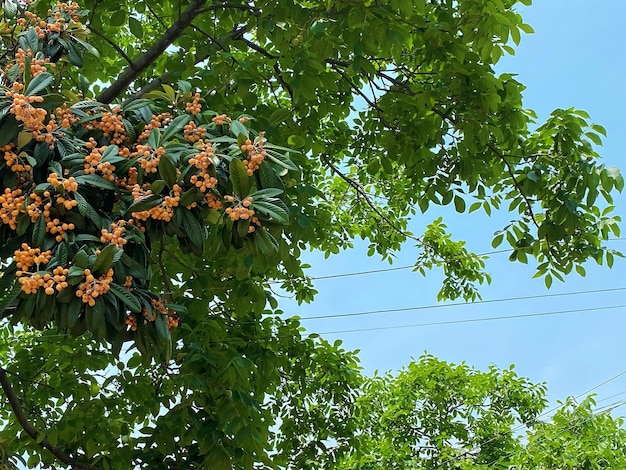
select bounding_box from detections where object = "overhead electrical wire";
[299,286,626,321]
[315,304,626,336]
[269,237,625,285]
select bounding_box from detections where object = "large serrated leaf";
[108,283,141,313]
[255,227,279,255]
[0,283,20,320]
[31,215,46,247]
[147,128,161,149]
[180,209,205,248]
[71,36,100,58]
[100,145,119,163]
[92,243,119,274]
[154,313,171,344]
[74,191,101,227]
[249,188,284,199]
[230,158,250,196]
[161,114,191,142]
[25,72,53,96]
[179,187,203,207]
[266,152,299,172]
[125,194,162,215]
[86,297,106,338]
[230,119,249,138]
[253,200,289,224]
[158,154,177,188]
[75,174,119,191]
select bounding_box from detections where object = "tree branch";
[196,3,261,15]
[88,27,135,67]
[0,367,96,470]
[96,0,208,104]
[122,24,246,106]
[320,154,422,244]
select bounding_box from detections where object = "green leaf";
[74,191,101,227]
[110,9,127,27]
[253,200,289,224]
[66,40,84,67]
[268,107,293,126]
[287,135,306,148]
[491,233,504,249]
[154,313,170,343]
[230,158,251,196]
[3,0,17,19]
[125,194,162,214]
[254,227,279,255]
[122,99,151,112]
[25,72,53,96]
[129,16,144,38]
[453,195,466,213]
[109,283,141,313]
[92,243,119,274]
[161,114,191,142]
[249,188,284,199]
[230,119,249,138]
[72,36,100,57]
[100,145,119,162]
[0,116,18,147]
[75,174,119,191]
[180,209,205,248]
[158,154,177,188]
[31,215,45,247]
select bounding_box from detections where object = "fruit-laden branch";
[0,367,96,470]
[96,0,208,104]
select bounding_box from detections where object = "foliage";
[336,354,547,469]
[513,396,626,469]
[335,355,626,470]
[0,0,622,468]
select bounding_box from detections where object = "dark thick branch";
[97,0,208,104]
[123,24,246,106]
[320,154,422,244]
[0,367,96,470]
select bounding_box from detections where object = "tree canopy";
[0,0,623,468]
[337,355,626,470]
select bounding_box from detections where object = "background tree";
[335,355,626,470]
[0,0,622,468]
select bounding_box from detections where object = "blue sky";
[282,0,626,411]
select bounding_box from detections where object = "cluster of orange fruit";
[83,108,126,145]
[14,244,69,295]
[19,2,83,38]
[240,136,267,176]
[125,298,179,331]
[100,221,128,248]
[75,268,114,307]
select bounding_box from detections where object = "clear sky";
[281,0,626,412]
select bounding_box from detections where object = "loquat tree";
[0,0,621,468]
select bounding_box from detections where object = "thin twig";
[88,27,135,67]
[320,154,422,244]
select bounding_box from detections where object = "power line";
[270,238,626,285]
[299,287,626,321]
[316,304,626,336]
